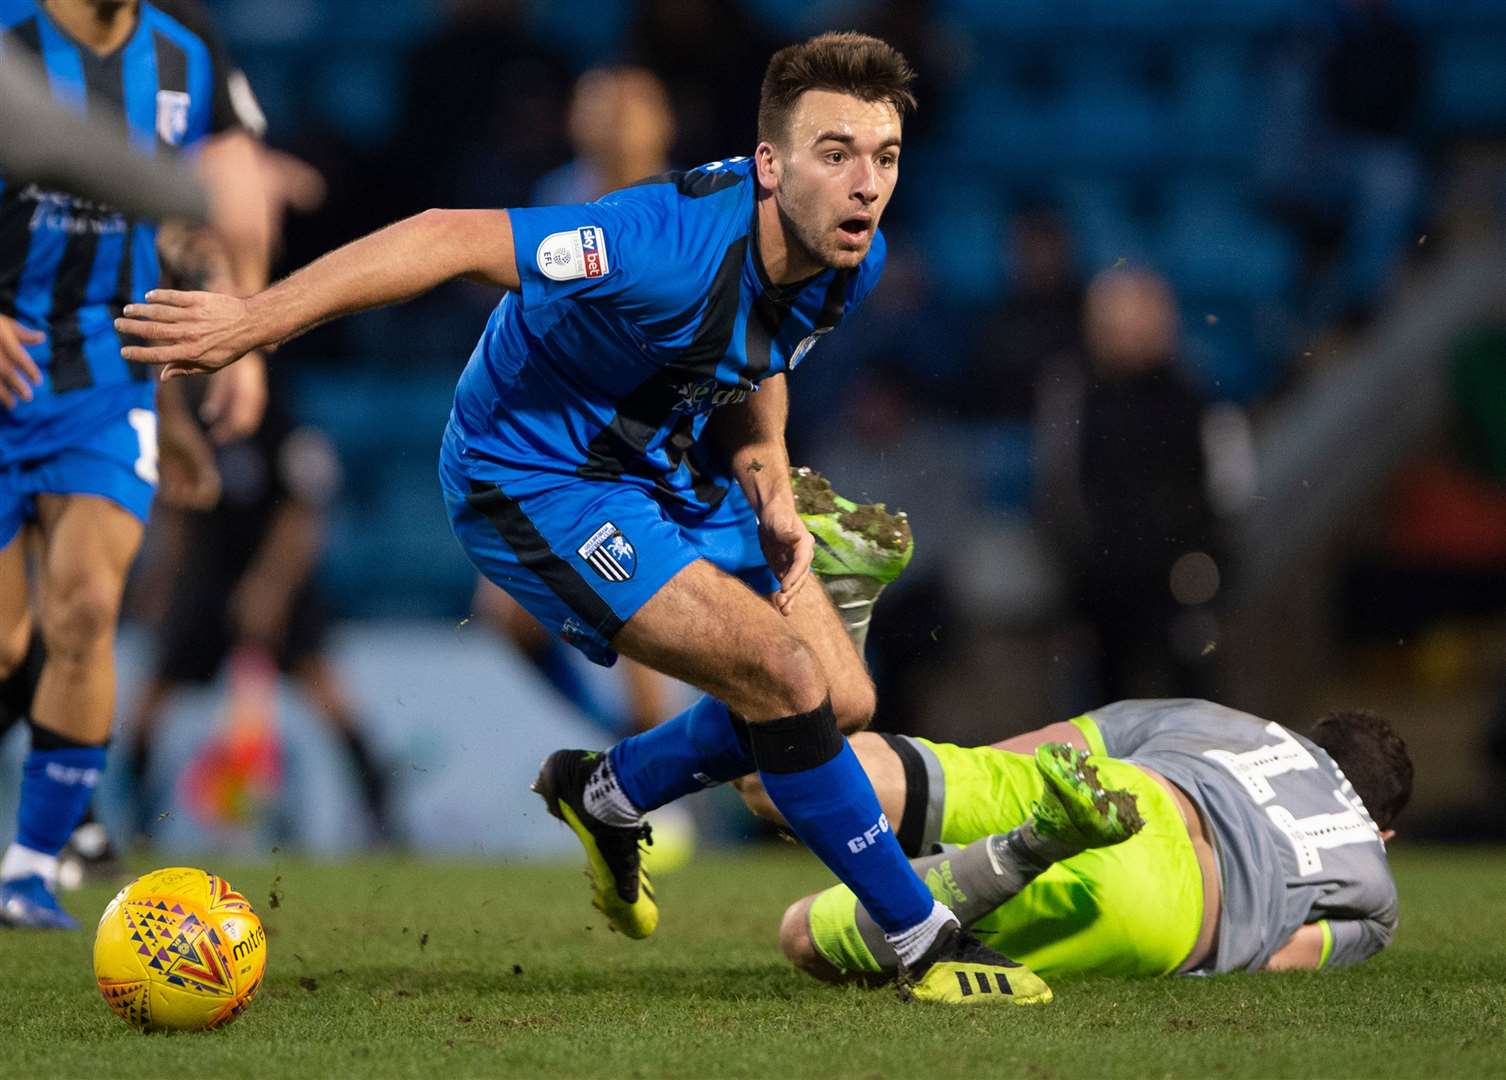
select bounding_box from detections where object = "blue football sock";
[15,741,107,859]
[607,695,753,812]
[749,700,935,934]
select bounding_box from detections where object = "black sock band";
[878,732,929,857]
[728,711,753,754]
[28,718,106,752]
[746,698,843,775]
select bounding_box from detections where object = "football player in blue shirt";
[117,31,1048,1004]
[0,0,269,928]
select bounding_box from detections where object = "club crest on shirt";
[537,226,611,282]
[578,521,635,582]
[156,90,191,146]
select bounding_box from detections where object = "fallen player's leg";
[786,733,1202,982]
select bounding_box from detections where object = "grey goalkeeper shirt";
[1087,699,1398,973]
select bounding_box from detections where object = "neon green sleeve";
[1069,714,1109,758]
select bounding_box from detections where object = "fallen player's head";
[755,32,915,270]
[1308,710,1414,829]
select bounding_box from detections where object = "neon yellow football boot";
[533,750,658,939]
[900,923,1052,1005]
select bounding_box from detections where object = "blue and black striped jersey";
[0,0,253,464]
[447,156,885,514]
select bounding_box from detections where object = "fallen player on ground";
[736,699,1411,987]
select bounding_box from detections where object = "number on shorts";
[128,407,159,485]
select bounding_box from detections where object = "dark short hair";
[1308,710,1414,829]
[757,31,917,145]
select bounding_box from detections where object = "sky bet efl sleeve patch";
[536,226,611,282]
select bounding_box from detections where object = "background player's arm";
[193,130,273,441]
[709,373,812,611]
[154,380,221,510]
[117,210,522,374]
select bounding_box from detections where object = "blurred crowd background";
[12,0,1506,858]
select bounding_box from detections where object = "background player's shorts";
[807,720,1204,979]
[0,406,157,547]
[440,434,779,667]
[157,573,328,683]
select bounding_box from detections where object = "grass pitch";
[2,845,1503,1079]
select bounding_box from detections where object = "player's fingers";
[0,363,34,404]
[120,302,192,323]
[0,337,41,387]
[775,565,811,614]
[121,338,204,363]
[0,380,15,409]
[12,325,45,345]
[114,316,192,341]
[142,288,199,306]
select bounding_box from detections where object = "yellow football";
[93,867,267,1032]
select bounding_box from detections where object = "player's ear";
[754,141,782,190]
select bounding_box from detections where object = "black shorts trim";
[465,480,625,641]
[878,732,929,857]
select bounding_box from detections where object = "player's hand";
[758,502,814,615]
[156,398,221,510]
[230,573,292,649]
[115,289,257,378]
[200,351,267,443]
[0,314,44,408]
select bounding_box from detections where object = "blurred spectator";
[533,66,676,205]
[1036,268,1224,704]
[954,207,1086,423]
[477,64,678,740]
[124,380,393,843]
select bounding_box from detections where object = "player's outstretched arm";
[116,209,521,377]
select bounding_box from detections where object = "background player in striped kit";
[0,0,271,927]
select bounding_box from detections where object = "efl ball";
[93,867,268,1032]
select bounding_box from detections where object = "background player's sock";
[604,695,753,812]
[531,639,623,735]
[124,731,159,838]
[0,636,45,742]
[2,722,107,886]
[335,723,392,835]
[748,699,948,947]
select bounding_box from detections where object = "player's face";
[767,90,901,271]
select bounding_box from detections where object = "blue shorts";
[440,435,779,667]
[0,406,157,548]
